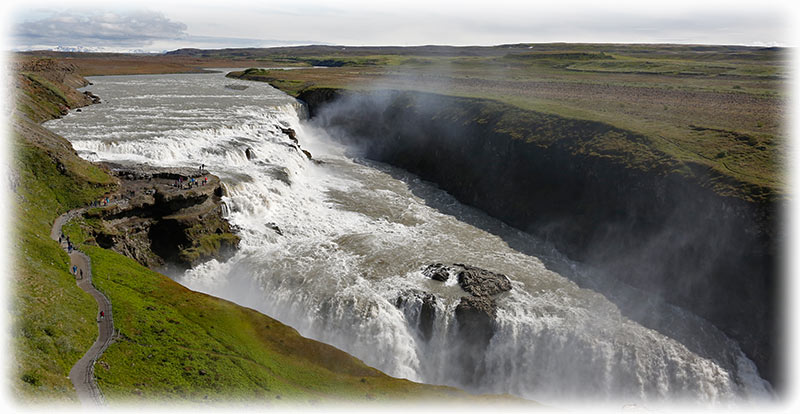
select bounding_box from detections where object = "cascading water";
[45,70,773,406]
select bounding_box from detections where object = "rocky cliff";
[81,164,239,270]
[14,57,240,271]
[295,87,781,387]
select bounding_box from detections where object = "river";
[44,70,772,407]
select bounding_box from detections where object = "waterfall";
[44,70,773,406]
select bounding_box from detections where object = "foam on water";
[45,71,773,406]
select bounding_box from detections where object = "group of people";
[58,233,74,253]
[58,233,83,279]
[71,265,83,279]
[88,195,113,208]
[174,175,209,190]
[58,219,100,321]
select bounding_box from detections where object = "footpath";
[50,205,117,405]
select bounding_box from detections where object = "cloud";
[13,10,188,48]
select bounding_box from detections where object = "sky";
[1,0,797,52]
[1,0,800,411]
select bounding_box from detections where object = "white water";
[45,71,773,406]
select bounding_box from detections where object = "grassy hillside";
[11,118,118,401]
[10,58,498,404]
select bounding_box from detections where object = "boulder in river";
[266,222,283,236]
[422,263,450,282]
[454,264,512,297]
[83,90,101,104]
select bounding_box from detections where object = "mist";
[299,82,781,389]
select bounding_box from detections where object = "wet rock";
[83,90,101,104]
[225,84,248,91]
[280,127,298,144]
[395,290,437,341]
[245,147,256,160]
[76,108,82,112]
[454,264,511,297]
[455,295,496,328]
[422,263,450,282]
[266,222,283,236]
[301,149,313,160]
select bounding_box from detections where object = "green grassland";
[223,44,786,201]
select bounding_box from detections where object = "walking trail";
[51,204,118,405]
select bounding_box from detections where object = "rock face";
[84,164,239,270]
[299,87,781,386]
[395,290,437,341]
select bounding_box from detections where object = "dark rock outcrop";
[422,263,450,282]
[83,91,101,104]
[266,222,283,236]
[420,263,512,367]
[84,164,239,269]
[454,264,512,297]
[280,127,298,144]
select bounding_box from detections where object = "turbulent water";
[45,70,773,406]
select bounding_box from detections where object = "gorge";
[42,69,776,406]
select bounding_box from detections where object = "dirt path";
[51,206,117,405]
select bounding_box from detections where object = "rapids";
[44,70,773,406]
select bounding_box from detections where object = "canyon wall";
[297,88,781,387]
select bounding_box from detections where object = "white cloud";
[5,0,796,51]
[13,10,187,48]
